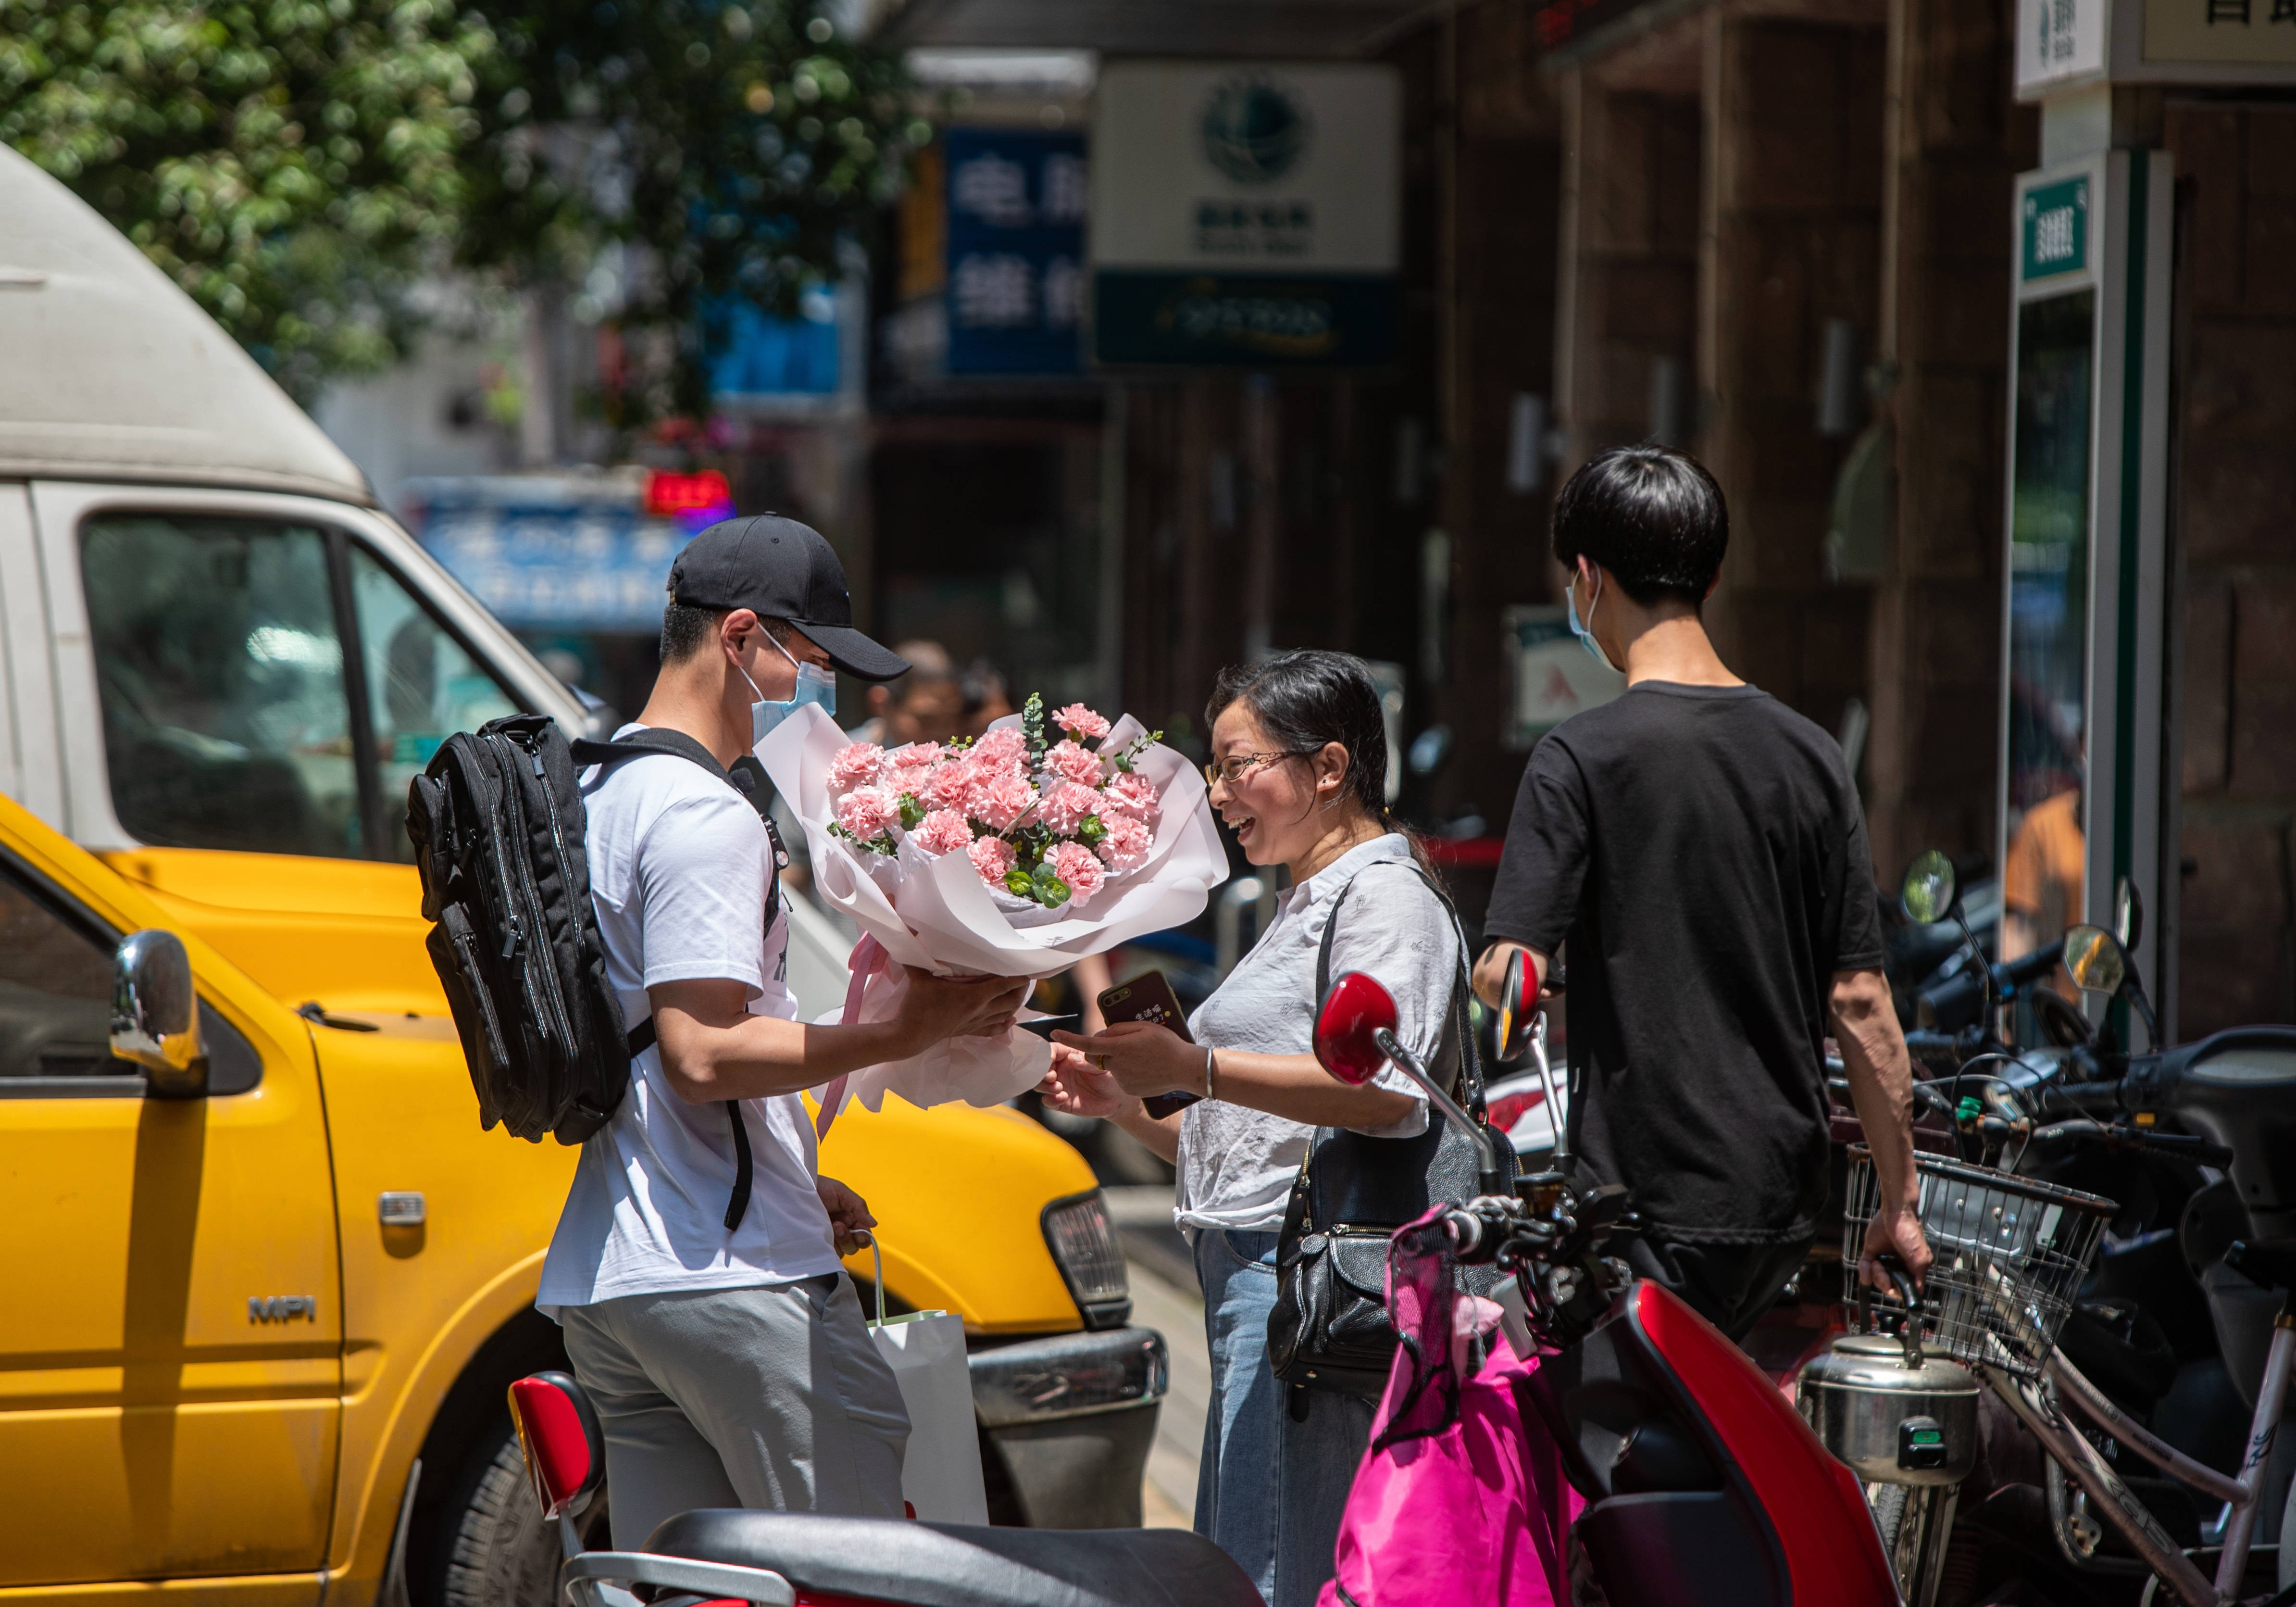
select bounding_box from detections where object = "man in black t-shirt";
[1475,446,1929,1340]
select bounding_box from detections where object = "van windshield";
[82,515,522,861]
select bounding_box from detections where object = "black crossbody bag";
[1266,860,1517,1402]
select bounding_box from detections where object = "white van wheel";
[437,1417,610,1607]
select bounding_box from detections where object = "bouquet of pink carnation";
[756,695,1227,1129]
[822,696,1166,916]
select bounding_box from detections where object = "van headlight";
[1042,1191,1131,1330]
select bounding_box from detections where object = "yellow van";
[0,148,1163,1605]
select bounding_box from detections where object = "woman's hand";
[1049,1020,1205,1100]
[815,1174,877,1258]
[1038,1043,1138,1119]
[892,967,1030,1054]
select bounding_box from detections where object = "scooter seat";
[642,1509,1265,1607]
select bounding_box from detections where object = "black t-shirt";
[1484,682,1883,1245]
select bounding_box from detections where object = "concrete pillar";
[1862,0,2036,877]
[1698,6,1887,726]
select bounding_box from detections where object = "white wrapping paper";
[755,704,1230,1121]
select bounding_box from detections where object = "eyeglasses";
[1202,751,1305,786]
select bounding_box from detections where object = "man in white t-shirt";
[540,515,1029,1548]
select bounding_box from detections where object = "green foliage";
[0,0,492,400]
[0,0,923,411]
[1021,691,1046,763]
[460,0,921,415]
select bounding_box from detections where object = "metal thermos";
[1797,1333,1979,1486]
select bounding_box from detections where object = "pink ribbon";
[816,933,893,1141]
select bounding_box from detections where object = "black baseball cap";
[668,514,910,682]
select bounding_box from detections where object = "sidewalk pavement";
[1105,1183,1204,1529]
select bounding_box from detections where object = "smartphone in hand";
[1096,970,1201,1119]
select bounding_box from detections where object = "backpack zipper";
[524,733,596,1060]
[487,730,578,1059]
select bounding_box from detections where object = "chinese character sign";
[944,129,1086,375]
[2016,0,2105,90]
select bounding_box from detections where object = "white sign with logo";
[1090,61,1400,273]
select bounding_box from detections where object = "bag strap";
[570,730,792,890]
[575,731,763,1235]
[1311,858,1485,1109]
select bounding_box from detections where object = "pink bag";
[1317,1210,1583,1607]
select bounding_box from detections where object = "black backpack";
[406,713,783,1228]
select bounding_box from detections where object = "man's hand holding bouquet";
[756,693,1228,1132]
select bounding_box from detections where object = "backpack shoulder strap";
[570,728,765,1235]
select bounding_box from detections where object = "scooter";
[504,954,1899,1607]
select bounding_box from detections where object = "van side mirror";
[1314,971,1398,1086]
[1900,849,1958,925]
[2061,925,2128,999]
[111,929,206,1096]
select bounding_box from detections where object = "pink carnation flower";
[1037,780,1104,836]
[835,786,900,843]
[969,767,1037,832]
[1096,813,1153,871]
[1050,841,1106,906]
[1054,703,1111,742]
[888,742,941,768]
[968,835,1017,887]
[1045,740,1105,789]
[828,741,886,798]
[971,727,1026,768]
[919,756,976,814]
[1098,769,1161,820]
[913,808,974,856]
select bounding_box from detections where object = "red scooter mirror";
[1315,971,1398,1086]
[1494,948,1536,1065]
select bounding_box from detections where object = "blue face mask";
[1567,569,1619,675]
[743,630,837,745]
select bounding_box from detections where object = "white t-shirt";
[537,725,842,1315]
[1173,835,1449,1233]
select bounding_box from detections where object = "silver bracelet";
[1203,1044,1218,1102]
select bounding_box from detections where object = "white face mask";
[741,628,837,745]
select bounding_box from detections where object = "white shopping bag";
[859,1235,989,1523]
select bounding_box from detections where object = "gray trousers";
[560,1273,911,1550]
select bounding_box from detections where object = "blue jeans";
[1193,1229,1373,1607]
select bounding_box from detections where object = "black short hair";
[657,605,796,666]
[1551,445,1729,607]
[1205,650,1394,824]
[660,601,727,665]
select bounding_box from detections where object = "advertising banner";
[945,128,1088,375]
[1089,61,1400,367]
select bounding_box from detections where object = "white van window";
[82,515,525,861]
[348,544,519,862]
[83,516,368,856]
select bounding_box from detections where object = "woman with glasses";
[1042,650,1462,1607]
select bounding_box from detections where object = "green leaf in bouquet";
[1033,872,1071,908]
[1022,691,1047,761]
[1003,868,1035,899]
[1077,814,1107,845]
[898,793,924,830]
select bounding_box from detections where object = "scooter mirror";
[2114,876,2143,950]
[1315,971,1397,1086]
[1494,948,1536,1065]
[1901,849,1957,926]
[2062,925,2127,998]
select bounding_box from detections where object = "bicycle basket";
[1842,1144,2115,1377]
